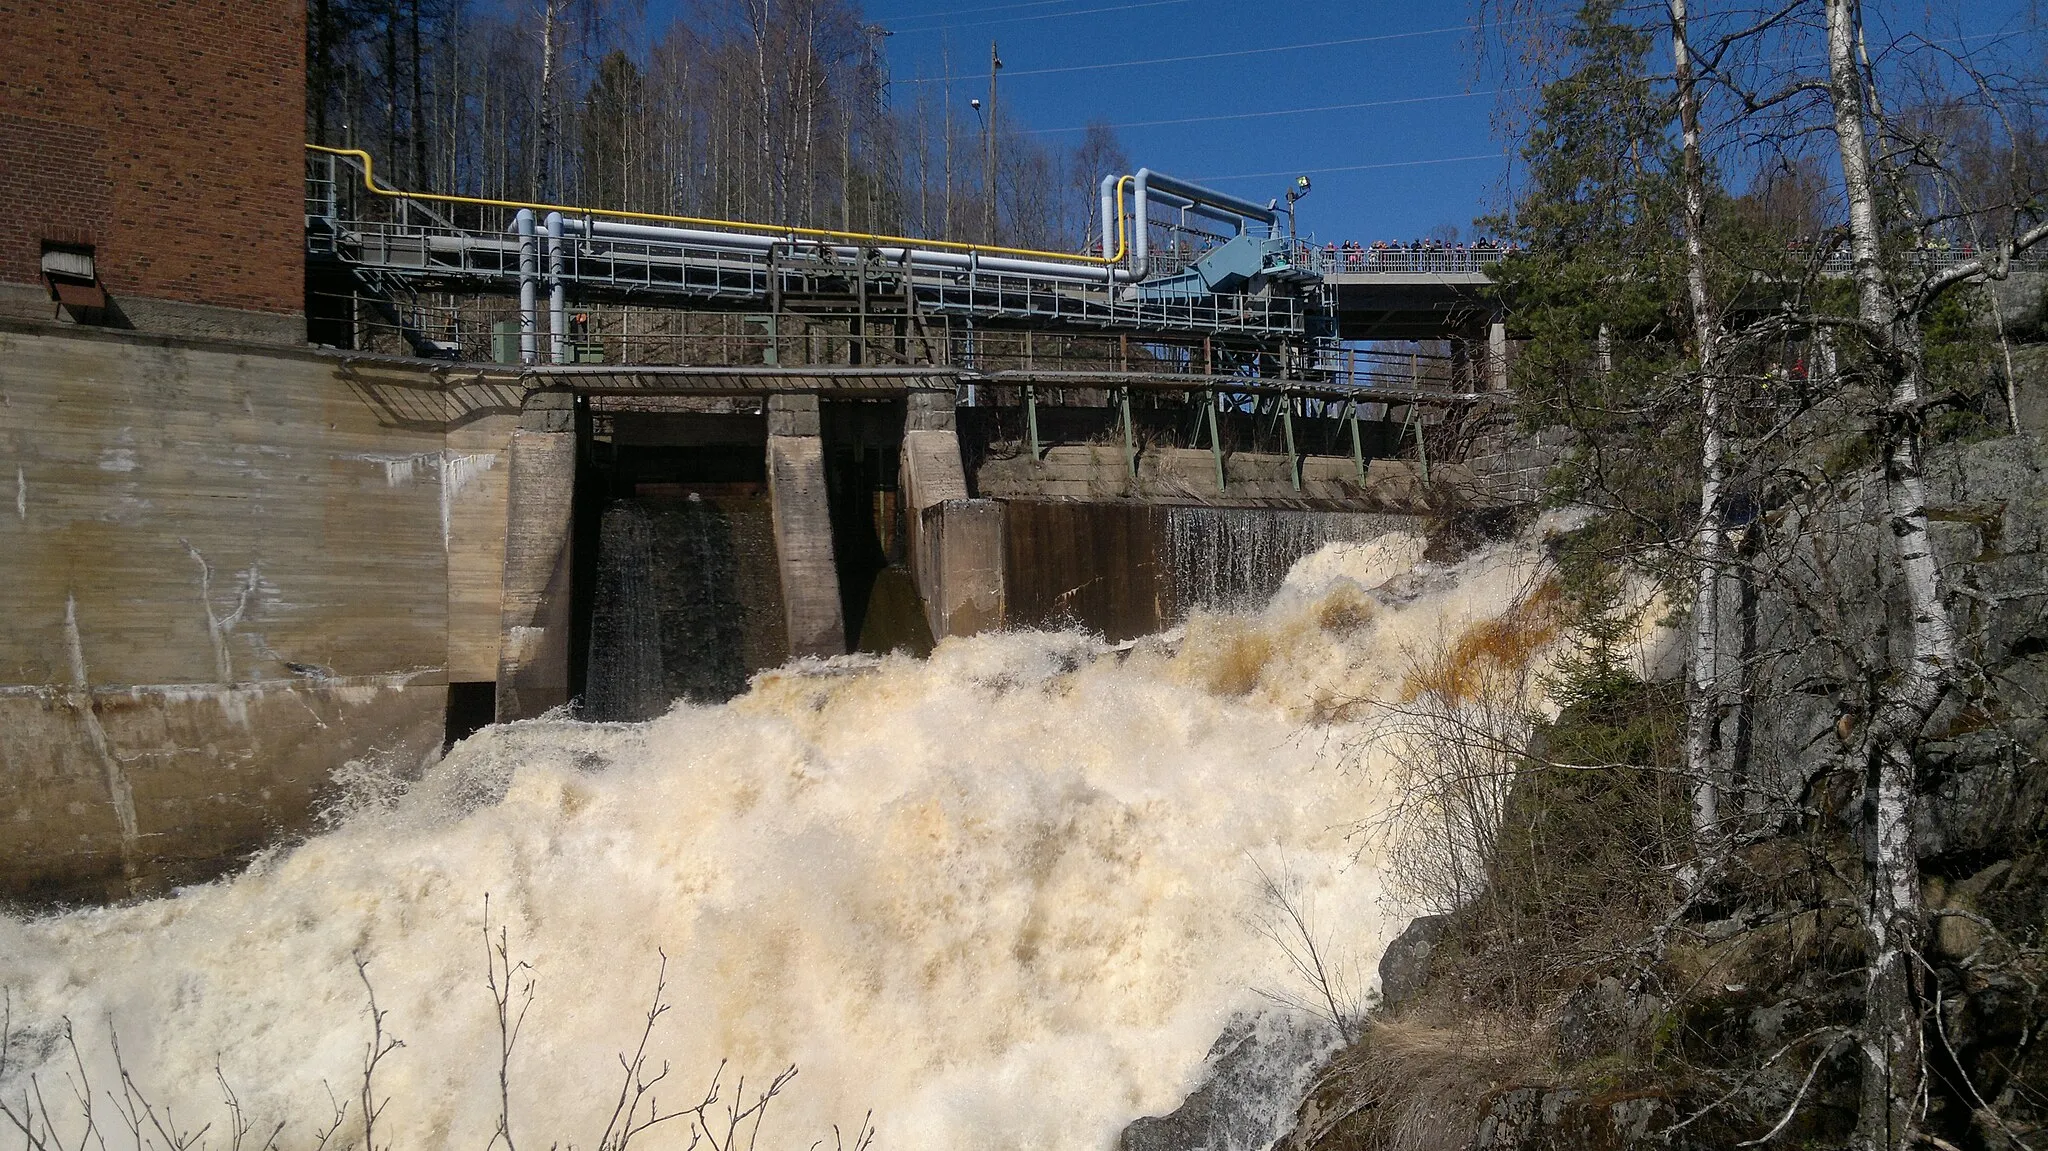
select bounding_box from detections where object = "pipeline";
[546,212,567,365]
[1131,168,1280,280]
[565,218,1134,284]
[311,144,1128,269]
[515,209,537,365]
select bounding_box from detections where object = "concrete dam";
[0,317,1515,907]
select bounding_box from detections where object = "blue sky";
[629,0,2045,245]
[868,0,1514,245]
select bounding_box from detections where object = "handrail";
[308,144,1130,268]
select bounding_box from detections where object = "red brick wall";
[0,1,305,317]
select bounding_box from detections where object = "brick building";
[0,1,306,341]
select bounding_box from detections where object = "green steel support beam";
[1120,386,1138,481]
[1208,389,1225,492]
[1347,398,1367,484]
[1401,404,1431,485]
[1025,384,1042,461]
[1281,391,1300,492]
[1415,410,1430,484]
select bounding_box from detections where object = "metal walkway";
[306,149,1311,354]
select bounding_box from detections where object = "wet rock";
[1121,1009,1341,1151]
[1378,914,1449,1011]
[1557,976,1669,1064]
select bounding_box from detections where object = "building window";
[41,241,109,322]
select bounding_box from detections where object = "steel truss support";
[1281,390,1300,492]
[1119,386,1138,481]
[1399,404,1430,484]
[1207,389,1226,492]
[1025,384,1042,461]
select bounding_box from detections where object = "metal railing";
[1299,243,1511,276]
[1813,247,2048,277]
[307,154,1311,347]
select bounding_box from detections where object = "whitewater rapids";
[1,530,1568,1151]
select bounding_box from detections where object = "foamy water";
[1,530,1562,1151]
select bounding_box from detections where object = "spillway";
[0,529,1559,1151]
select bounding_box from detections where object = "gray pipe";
[514,209,537,365]
[574,219,779,252]
[545,212,566,365]
[1133,168,1282,278]
[569,218,1127,283]
[1100,174,1118,261]
[1141,169,1278,228]
[1145,187,1245,232]
[1132,171,1156,279]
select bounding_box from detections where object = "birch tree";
[1669,0,1729,840]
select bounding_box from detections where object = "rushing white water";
[1,529,1563,1151]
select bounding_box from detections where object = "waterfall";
[585,493,788,718]
[1166,507,1419,615]
[583,503,665,721]
[0,529,1565,1151]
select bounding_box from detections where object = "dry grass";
[1294,1013,1552,1151]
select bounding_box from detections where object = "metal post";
[1348,397,1367,484]
[766,244,781,366]
[1208,389,1225,492]
[1281,390,1300,492]
[1026,384,1042,462]
[854,249,868,366]
[1402,404,1431,485]
[1120,386,1137,482]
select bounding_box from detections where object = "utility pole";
[941,38,954,238]
[985,40,1001,244]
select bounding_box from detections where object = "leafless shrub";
[482,895,534,1151]
[1350,579,1560,918]
[1248,859,1368,1042]
[2,911,839,1151]
[350,956,402,1151]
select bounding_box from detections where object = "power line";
[876,0,1169,29]
[883,0,1198,34]
[1193,153,1508,183]
[892,19,1522,78]
[1018,88,1509,135]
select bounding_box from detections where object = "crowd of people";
[1315,237,1522,270]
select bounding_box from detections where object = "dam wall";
[1,327,1486,903]
[0,320,516,902]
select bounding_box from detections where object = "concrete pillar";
[898,387,1005,640]
[766,394,846,658]
[900,389,968,567]
[495,389,577,721]
[1488,320,1510,393]
[921,499,1008,637]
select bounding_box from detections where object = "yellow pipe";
[307,144,1130,268]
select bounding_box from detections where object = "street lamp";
[970,97,986,242]
[1285,175,1312,238]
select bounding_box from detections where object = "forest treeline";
[304,0,1126,249]
[1309,3,2048,1150]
